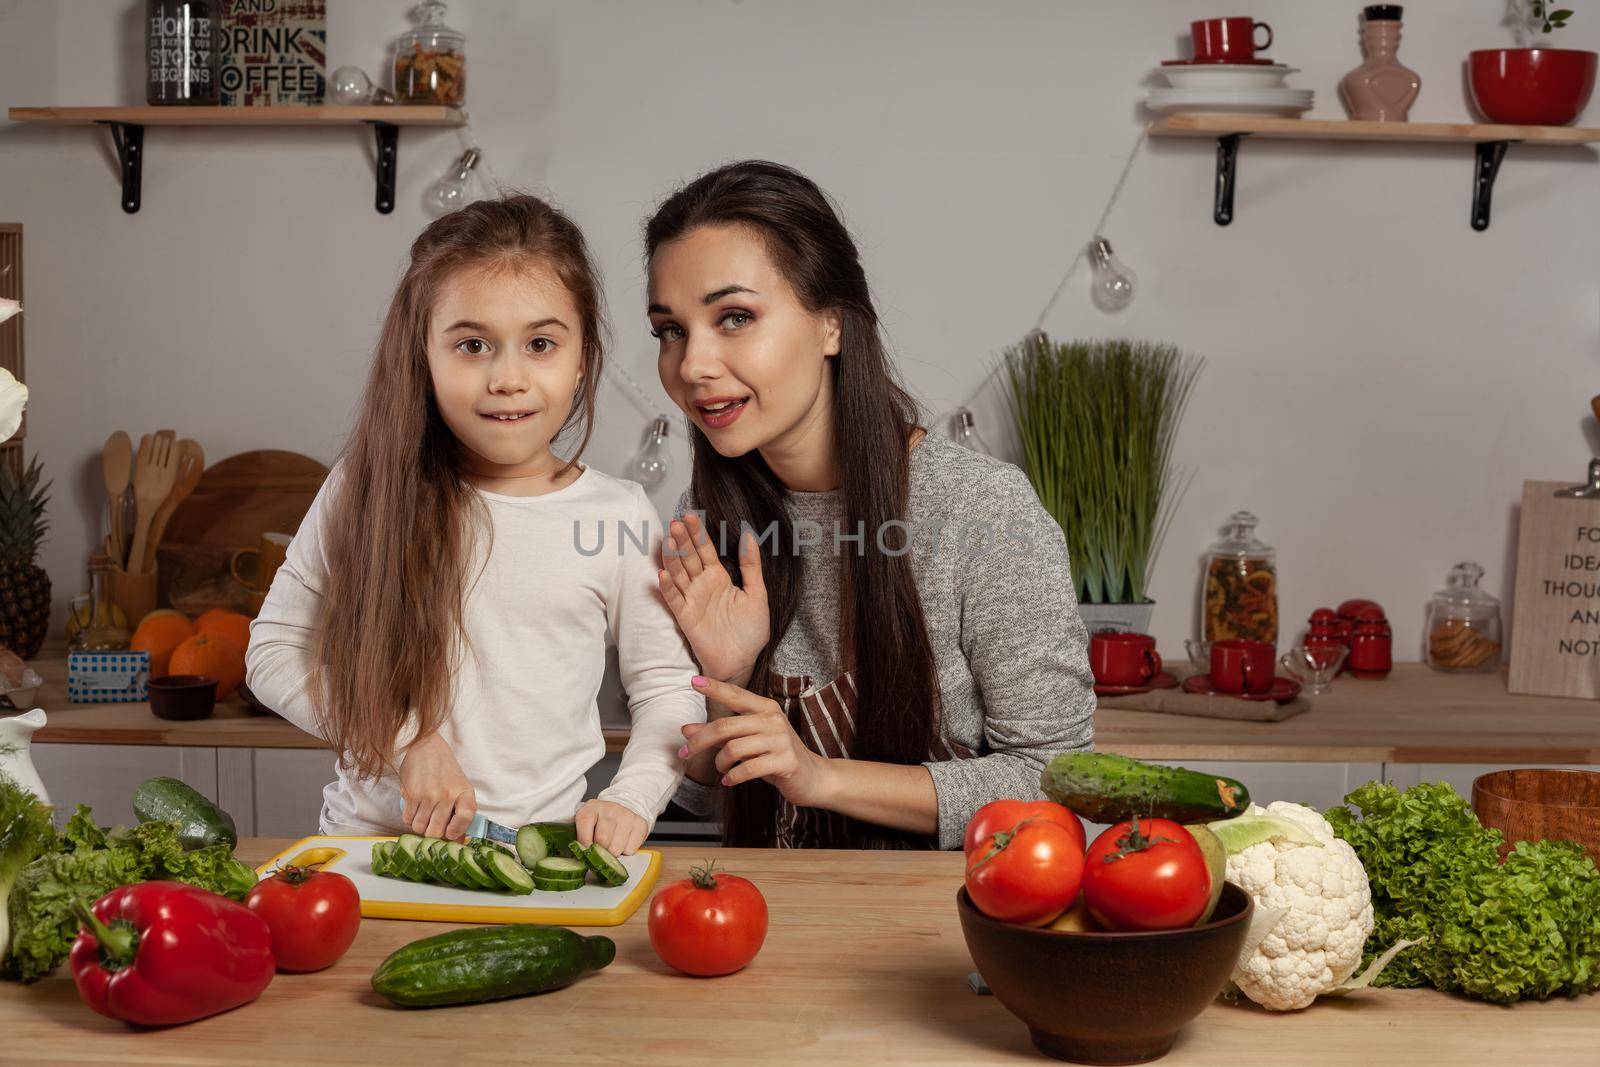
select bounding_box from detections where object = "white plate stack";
[1146,63,1312,117]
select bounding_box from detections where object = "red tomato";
[243,865,361,972]
[963,800,1084,854]
[964,818,1085,927]
[649,861,768,977]
[1081,817,1211,932]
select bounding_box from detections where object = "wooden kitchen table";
[1,843,1594,1066]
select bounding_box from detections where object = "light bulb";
[632,416,672,490]
[424,148,481,217]
[950,407,993,455]
[1087,235,1137,313]
[328,66,395,105]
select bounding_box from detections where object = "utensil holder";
[106,565,158,628]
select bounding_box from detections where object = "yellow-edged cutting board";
[257,836,661,927]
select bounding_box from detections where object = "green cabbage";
[1327,780,1600,1003]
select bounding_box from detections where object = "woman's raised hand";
[657,513,770,686]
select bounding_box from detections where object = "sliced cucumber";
[396,834,426,880]
[373,841,398,878]
[532,875,585,892]
[440,841,472,887]
[533,856,587,880]
[482,849,535,895]
[457,847,500,891]
[515,823,578,868]
[423,839,455,883]
[568,840,628,887]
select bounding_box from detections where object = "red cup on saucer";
[1210,639,1275,694]
[1192,17,1273,63]
[1090,632,1163,687]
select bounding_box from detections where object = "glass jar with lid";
[1426,561,1502,672]
[393,0,465,106]
[1201,510,1279,646]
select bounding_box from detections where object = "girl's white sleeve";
[244,468,420,755]
[596,485,707,824]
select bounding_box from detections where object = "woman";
[646,161,1094,849]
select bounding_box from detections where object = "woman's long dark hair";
[645,161,939,847]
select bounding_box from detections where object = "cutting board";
[156,450,329,615]
[256,836,662,927]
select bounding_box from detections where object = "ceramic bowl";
[958,883,1252,1064]
[1469,48,1597,126]
[149,674,219,721]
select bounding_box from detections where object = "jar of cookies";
[1201,510,1279,647]
[1426,562,1502,673]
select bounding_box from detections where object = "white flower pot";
[1075,601,1155,635]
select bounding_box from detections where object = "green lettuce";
[3,806,257,984]
[1328,780,1600,1002]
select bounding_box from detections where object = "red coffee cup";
[1210,638,1275,694]
[1191,17,1273,63]
[1089,632,1163,687]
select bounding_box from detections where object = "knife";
[396,803,518,846]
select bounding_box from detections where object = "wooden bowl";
[1473,769,1600,866]
[149,675,219,721]
[957,883,1252,1065]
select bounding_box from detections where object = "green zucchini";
[567,841,627,887]
[371,925,615,1007]
[1039,752,1250,825]
[131,776,238,850]
[481,849,535,895]
[515,823,578,867]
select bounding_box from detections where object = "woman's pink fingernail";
[721,775,731,786]
[677,745,689,759]
[691,675,708,688]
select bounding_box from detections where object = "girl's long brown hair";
[645,161,939,847]
[315,196,607,778]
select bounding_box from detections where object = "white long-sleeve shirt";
[245,463,706,836]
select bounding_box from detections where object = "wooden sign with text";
[1509,480,1600,700]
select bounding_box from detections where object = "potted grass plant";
[1003,335,1202,634]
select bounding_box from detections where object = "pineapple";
[0,456,51,659]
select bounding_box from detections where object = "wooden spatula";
[127,432,179,576]
[141,439,205,574]
[101,431,132,568]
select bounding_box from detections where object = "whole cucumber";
[1039,752,1250,824]
[371,925,615,1007]
[131,776,238,850]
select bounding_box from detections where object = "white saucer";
[1158,64,1300,90]
[1145,87,1314,117]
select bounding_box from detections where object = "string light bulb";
[632,416,672,490]
[1087,235,1137,313]
[327,66,395,105]
[425,148,482,216]
[950,408,993,455]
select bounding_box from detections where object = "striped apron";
[768,669,973,849]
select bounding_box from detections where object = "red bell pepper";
[70,880,275,1027]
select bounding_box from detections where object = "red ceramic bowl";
[1469,48,1597,126]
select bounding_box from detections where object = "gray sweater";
[674,430,1096,848]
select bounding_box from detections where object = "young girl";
[245,195,705,855]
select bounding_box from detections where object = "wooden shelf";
[6,105,467,213]
[1148,115,1600,230]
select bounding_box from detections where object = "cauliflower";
[1224,801,1374,1012]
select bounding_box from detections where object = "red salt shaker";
[1347,606,1393,679]
[1305,607,1349,673]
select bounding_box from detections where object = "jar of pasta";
[1426,562,1502,672]
[1202,510,1279,646]
[393,0,465,106]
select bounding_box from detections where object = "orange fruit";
[129,610,196,678]
[196,611,252,654]
[168,633,246,698]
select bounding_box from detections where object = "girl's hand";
[575,799,649,856]
[399,732,477,840]
[679,675,833,808]
[658,514,769,687]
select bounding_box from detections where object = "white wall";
[1,0,1596,661]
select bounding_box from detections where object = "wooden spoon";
[127,432,179,577]
[100,431,132,568]
[141,439,205,574]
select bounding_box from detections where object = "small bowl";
[1469,48,1597,126]
[958,884,1252,1064]
[149,675,219,721]
[1473,769,1600,867]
